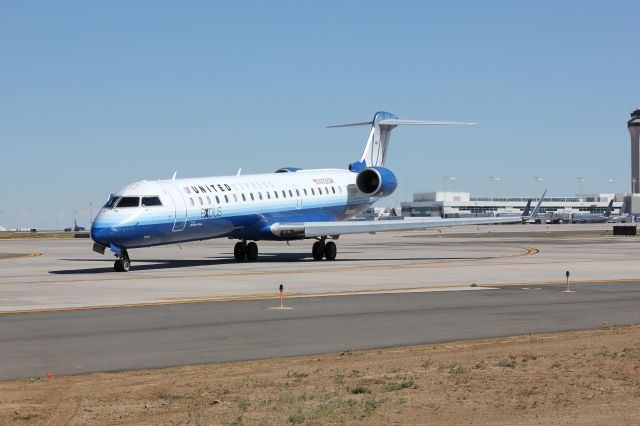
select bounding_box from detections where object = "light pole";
[489,176,500,199]
[533,177,543,195]
[443,176,456,193]
[608,179,614,194]
[577,177,585,199]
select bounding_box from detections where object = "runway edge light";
[563,270,575,293]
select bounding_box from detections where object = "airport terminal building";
[400,191,623,222]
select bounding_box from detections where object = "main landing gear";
[234,240,258,261]
[312,238,337,261]
[114,248,130,272]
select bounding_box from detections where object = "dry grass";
[2,326,640,424]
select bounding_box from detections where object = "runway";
[2,224,640,379]
[1,281,640,380]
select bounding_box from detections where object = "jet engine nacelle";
[355,167,398,197]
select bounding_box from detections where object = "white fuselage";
[91,168,377,249]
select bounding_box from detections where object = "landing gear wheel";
[234,241,246,261]
[312,241,325,261]
[114,258,130,272]
[246,242,258,261]
[114,248,131,272]
[121,258,130,272]
[324,241,337,261]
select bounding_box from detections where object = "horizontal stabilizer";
[327,119,476,128]
[326,121,373,128]
[378,119,476,126]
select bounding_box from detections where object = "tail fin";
[529,190,546,219]
[328,111,475,171]
[522,199,532,218]
[604,199,614,217]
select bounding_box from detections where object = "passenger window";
[289,190,293,197]
[199,197,203,205]
[303,189,307,196]
[215,196,220,203]
[267,192,271,200]
[332,187,336,194]
[296,189,300,196]
[206,196,211,205]
[318,188,322,195]
[250,193,255,200]
[190,198,195,206]
[116,196,140,208]
[282,190,287,198]
[233,194,238,202]
[338,186,342,194]
[275,191,279,199]
[325,186,329,194]
[224,195,229,203]
[311,188,315,195]
[242,194,246,201]
[258,192,263,200]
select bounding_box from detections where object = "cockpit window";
[142,196,162,207]
[103,196,119,209]
[116,197,140,208]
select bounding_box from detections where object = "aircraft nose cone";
[91,222,112,246]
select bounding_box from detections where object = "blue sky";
[0,1,638,228]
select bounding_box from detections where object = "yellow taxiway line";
[8,245,539,286]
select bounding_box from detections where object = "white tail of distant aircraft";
[91,111,543,272]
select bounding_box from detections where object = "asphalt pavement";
[1,281,639,380]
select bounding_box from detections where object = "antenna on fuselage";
[171,171,177,180]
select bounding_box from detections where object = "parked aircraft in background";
[91,111,544,272]
[64,219,86,232]
[571,200,627,223]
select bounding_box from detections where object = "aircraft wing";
[270,215,523,238]
[271,190,546,238]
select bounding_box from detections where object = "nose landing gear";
[114,249,130,272]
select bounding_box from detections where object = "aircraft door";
[159,182,188,231]
[293,185,302,209]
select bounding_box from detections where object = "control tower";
[629,109,640,193]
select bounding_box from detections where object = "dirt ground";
[2,326,640,425]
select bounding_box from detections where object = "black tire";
[121,258,130,272]
[312,241,325,261]
[233,242,246,261]
[114,260,123,272]
[324,241,337,261]
[246,242,258,261]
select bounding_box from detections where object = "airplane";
[64,218,86,232]
[571,200,627,223]
[91,111,545,272]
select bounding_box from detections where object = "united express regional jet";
[91,112,542,272]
